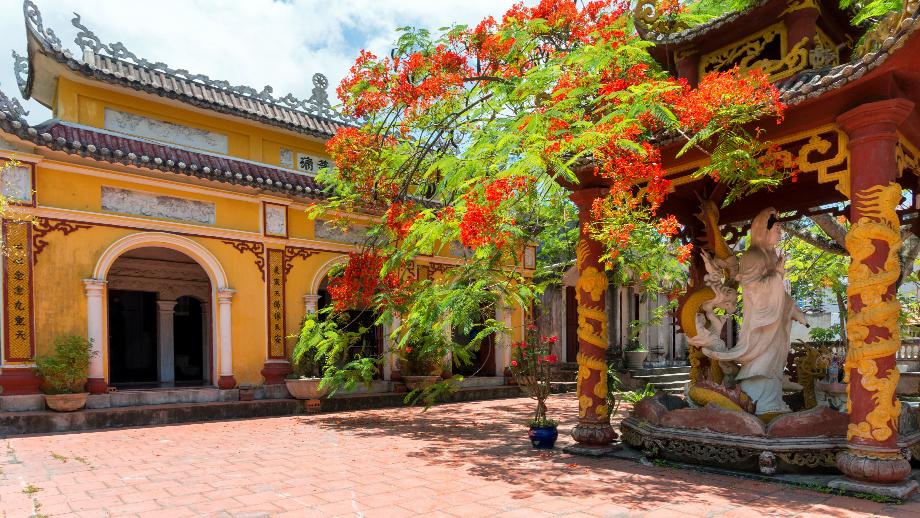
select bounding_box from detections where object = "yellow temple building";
[0,1,529,397]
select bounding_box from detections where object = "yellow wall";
[55,78,329,164]
[14,76,532,387]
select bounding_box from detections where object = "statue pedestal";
[828,478,918,500]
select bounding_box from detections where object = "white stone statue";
[693,208,807,415]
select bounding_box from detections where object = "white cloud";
[0,0,528,123]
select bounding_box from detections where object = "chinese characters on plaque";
[279,148,333,174]
[296,153,332,174]
[266,249,286,359]
[3,220,34,362]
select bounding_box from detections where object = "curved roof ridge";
[18,0,355,138]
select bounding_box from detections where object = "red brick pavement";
[0,393,916,517]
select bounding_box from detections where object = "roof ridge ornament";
[20,1,354,126]
[23,0,62,51]
[0,82,29,120]
[854,0,920,56]
[11,50,29,96]
[633,1,690,35]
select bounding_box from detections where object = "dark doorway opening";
[174,296,206,385]
[453,314,496,377]
[565,286,578,362]
[109,290,158,386]
[318,284,383,378]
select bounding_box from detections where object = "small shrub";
[34,335,95,394]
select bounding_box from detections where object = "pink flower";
[511,360,518,367]
[549,336,558,344]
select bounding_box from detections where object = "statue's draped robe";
[708,247,794,415]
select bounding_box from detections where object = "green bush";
[34,335,96,394]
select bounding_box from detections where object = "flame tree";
[299,0,789,399]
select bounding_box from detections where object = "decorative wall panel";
[314,219,368,245]
[264,203,287,237]
[104,108,229,154]
[2,165,32,202]
[102,187,216,225]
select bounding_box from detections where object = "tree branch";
[809,214,848,249]
[782,223,848,255]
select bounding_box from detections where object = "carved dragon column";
[569,188,616,447]
[833,99,916,493]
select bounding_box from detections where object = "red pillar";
[833,99,916,492]
[675,52,700,88]
[569,188,616,447]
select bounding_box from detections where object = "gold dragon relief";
[845,183,904,443]
[847,359,901,442]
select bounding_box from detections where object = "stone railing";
[826,340,920,363]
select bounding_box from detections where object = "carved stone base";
[836,449,912,484]
[261,361,292,385]
[86,377,108,395]
[571,421,617,445]
[0,368,42,395]
[563,443,623,457]
[828,478,919,500]
[217,375,237,390]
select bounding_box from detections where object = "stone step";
[630,366,690,376]
[631,372,692,383]
[0,386,525,436]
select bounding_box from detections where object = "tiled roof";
[17,0,354,139]
[636,0,771,46]
[0,88,329,199]
[778,6,920,106]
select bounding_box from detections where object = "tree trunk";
[836,291,847,344]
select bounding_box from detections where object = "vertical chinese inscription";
[3,220,34,362]
[267,248,286,359]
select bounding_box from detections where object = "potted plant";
[510,326,559,449]
[35,335,95,412]
[285,315,329,400]
[624,340,648,370]
[399,332,446,391]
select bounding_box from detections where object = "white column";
[303,294,321,315]
[201,302,210,384]
[83,279,107,392]
[382,316,399,380]
[217,289,236,385]
[495,303,513,376]
[157,299,177,386]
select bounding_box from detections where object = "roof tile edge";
[20,0,357,131]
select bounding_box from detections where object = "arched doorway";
[317,276,383,376]
[106,247,212,388]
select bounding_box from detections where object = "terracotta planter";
[403,375,441,391]
[44,393,88,412]
[625,350,648,371]
[284,378,328,400]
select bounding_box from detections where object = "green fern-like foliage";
[841,0,904,25]
[34,335,96,394]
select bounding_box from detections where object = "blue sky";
[0,0,527,123]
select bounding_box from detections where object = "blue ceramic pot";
[529,425,558,449]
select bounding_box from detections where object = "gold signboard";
[266,248,286,359]
[3,220,34,363]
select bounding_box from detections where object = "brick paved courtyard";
[0,393,917,517]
